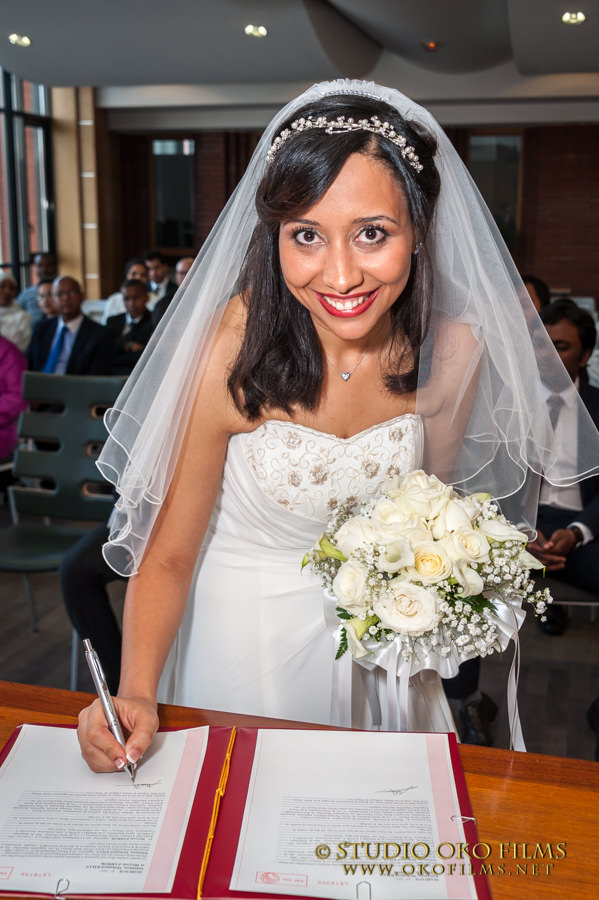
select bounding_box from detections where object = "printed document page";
[0,724,209,895]
[230,730,477,900]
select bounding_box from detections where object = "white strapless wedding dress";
[158,414,456,734]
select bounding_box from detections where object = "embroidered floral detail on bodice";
[243,414,423,520]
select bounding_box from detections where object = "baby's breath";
[304,471,552,663]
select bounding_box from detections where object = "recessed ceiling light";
[244,24,268,38]
[8,33,31,47]
[561,11,586,24]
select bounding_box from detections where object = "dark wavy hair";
[228,93,441,419]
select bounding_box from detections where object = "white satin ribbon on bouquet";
[324,591,527,751]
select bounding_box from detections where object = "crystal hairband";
[266,115,423,172]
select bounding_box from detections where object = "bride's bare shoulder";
[193,294,251,433]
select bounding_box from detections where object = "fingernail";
[127,749,141,764]
[115,757,126,770]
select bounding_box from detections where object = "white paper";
[230,730,478,900]
[0,724,209,895]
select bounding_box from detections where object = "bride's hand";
[78,695,159,773]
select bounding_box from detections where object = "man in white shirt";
[529,299,599,633]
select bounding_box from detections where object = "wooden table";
[0,681,597,899]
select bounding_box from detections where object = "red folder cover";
[0,727,490,900]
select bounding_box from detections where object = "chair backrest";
[11,373,126,522]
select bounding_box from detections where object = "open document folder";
[0,725,490,900]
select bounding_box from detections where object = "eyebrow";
[284,214,400,227]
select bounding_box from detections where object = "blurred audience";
[529,299,599,634]
[152,255,194,325]
[101,258,156,324]
[16,253,57,325]
[60,521,124,696]
[0,270,31,353]
[105,278,154,375]
[0,335,27,459]
[36,277,58,320]
[522,273,551,312]
[145,249,176,302]
[28,276,111,375]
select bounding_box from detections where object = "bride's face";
[278,152,415,345]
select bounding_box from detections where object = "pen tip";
[126,764,135,783]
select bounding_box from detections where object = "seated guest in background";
[151,255,194,325]
[101,258,156,324]
[106,278,154,375]
[36,277,58,320]
[0,334,27,459]
[61,520,124,696]
[529,299,599,634]
[28,275,111,375]
[0,270,31,353]
[145,249,177,303]
[16,252,57,325]
[522,273,551,313]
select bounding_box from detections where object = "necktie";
[547,393,564,429]
[43,325,67,373]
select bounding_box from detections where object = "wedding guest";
[61,520,124,696]
[106,279,154,375]
[36,277,58,319]
[28,276,111,375]
[145,250,176,299]
[529,298,599,635]
[16,252,57,325]
[152,255,194,325]
[101,258,155,323]
[0,271,31,353]
[522,273,550,313]
[0,335,27,459]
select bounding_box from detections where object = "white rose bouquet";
[303,469,551,665]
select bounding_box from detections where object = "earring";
[413,241,422,255]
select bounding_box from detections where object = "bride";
[78,80,599,773]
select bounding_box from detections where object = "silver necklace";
[326,351,368,381]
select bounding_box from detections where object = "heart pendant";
[341,372,351,381]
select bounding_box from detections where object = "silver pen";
[83,639,135,781]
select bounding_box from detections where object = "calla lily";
[477,518,527,543]
[520,548,545,570]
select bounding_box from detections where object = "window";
[152,139,195,251]
[468,133,522,253]
[0,70,54,289]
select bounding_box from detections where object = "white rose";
[405,540,453,584]
[332,561,369,615]
[478,518,527,543]
[373,579,438,635]
[334,516,377,557]
[370,497,412,541]
[392,470,452,520]
[453,559,485,597]
[376,538,415,573]
[440,530,490,564]
[431,499,475,539]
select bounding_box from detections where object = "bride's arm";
[78,309,246,772]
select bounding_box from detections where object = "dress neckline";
[251,412,420,443]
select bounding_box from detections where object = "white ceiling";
[1,0,599,127]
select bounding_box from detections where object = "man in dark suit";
[28,276,111,374]
[529,299,599,630]
[105,278,154,375]
[151,255,193,326]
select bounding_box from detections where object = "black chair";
[0,373,126,686]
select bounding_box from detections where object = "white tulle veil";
[97,78,599,575]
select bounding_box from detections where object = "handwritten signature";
[375,786,417,796]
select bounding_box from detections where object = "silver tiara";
[266,114,423,172]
